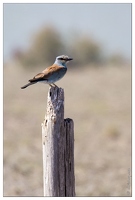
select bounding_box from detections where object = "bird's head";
[55,55,73,65]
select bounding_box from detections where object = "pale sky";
[4,3,131,60]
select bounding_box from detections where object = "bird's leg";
[49,83,58,88]
[49,84,54,87]
[52,83,58,87]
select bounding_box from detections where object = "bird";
[21,55,73,89]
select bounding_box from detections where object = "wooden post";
[42,87,75,196]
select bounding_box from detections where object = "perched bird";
[21,55,73,89]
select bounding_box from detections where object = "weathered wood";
[64,118,75,196]
[42,87,75,196]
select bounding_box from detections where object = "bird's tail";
[21,82,36,89]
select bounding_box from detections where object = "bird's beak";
[68,58,73,61]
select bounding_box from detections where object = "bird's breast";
[47,67,67,83]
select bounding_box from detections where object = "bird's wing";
[42,64,66,77]
[29,73,45,82]
[29,64,66,82]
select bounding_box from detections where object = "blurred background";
[3,3,131,196]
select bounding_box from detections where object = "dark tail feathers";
[21,82,36,89]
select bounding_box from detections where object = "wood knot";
[45,119,48,126]
[51,115,56,123]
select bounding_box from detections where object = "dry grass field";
[4,62,131,196]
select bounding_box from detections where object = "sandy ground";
[3,62,131,196]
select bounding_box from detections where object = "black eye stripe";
[58,57,67,60]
